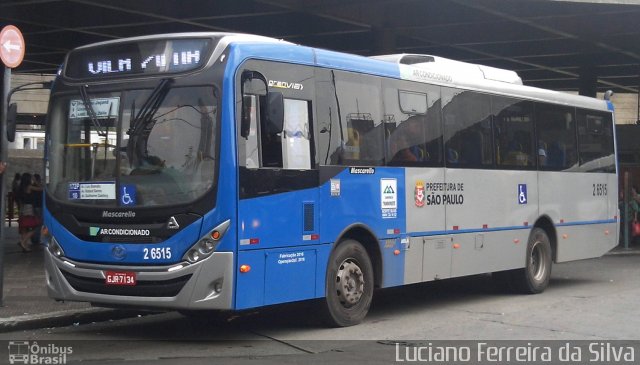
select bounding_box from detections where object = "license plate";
[105,271,137,286]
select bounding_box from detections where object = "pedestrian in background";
[16,173,43,252]
[31,173,44,245]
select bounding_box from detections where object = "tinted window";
[493,97,535,170]
[577,109,615,172]
[536,104,577,171]
[384,80,442,166]
[316,70,383,166]
[443,89,493,168]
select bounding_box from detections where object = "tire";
[321,239,374,327]
[511,228,552,294]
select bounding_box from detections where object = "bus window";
[383,81,442,167]
[282,99,312,169]
[577,109,615,172]
[242,95,260,169]
[493,97,535,169]
[317,70,384,166]
[535,104,577,171]
[443,89,493,168]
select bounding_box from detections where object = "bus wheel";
[512,228,552,294]
[321,239,374,327]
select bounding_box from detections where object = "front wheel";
[511,227,553,294]
[321,239,374,327]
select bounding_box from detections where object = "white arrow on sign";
[3,40,21,52]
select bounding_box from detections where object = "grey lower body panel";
[45,250,234,310]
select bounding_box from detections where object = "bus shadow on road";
[67,272,605,337]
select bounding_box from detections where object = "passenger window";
[493,97,535,170]
[384,82,442,166]
[577,110,615,172]
[443,89,493,168]
[536,104,577,171]
[317,70,384,166]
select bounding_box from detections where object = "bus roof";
[68,32,611,112]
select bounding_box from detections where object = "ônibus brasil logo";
[8,341,73,364]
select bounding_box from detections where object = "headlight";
[183,219,230,264]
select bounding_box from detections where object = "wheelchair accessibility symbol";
[518,184,528,205]
[120,185,136,206]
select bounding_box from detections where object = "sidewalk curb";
[0,308,147,333]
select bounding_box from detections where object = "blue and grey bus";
[44,33,618,326]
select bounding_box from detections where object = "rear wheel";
[321,239,374,327]
[511,228,552,294]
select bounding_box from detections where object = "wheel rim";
[335,258,365,308]
[529,239,547,282]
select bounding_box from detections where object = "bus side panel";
[403,167,449,283]
[234,236,332,308]
[539,171,616,262]
[446,169,536,277]
[318,167,407,289]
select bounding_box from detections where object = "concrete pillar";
[579,65,597,97]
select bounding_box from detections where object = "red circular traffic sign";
[0,25,25,68]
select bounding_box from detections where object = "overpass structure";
[1,0,640,95]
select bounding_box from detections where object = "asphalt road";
[1,254,639,364]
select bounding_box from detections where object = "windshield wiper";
[79,85,108,137]
[127,78,173,136]
[127,78,173,166]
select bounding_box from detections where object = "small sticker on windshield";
[68,182,116,200]
[69,97,120,119]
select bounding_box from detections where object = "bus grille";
[61,270,192,297]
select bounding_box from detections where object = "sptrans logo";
[8,341,72,364]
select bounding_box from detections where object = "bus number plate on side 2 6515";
[105,271,137,286]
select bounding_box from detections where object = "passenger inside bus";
[537,141,548,167]
[389,118,428,163]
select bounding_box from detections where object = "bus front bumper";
[44,249,234,310]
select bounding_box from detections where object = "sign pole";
[0,25,25,306]
[0,66,9,306]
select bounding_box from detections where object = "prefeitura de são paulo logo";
[415,180,425,207]
[8,341,73,364]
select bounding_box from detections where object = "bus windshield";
[47,85,217,207]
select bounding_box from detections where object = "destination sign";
[64,38,215,80]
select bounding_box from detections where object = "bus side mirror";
[267,92,284,134]
[7,103,17,142]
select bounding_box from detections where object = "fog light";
[213,280,223,293]
[49,237,65,258]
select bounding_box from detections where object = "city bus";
[43,33,618,327]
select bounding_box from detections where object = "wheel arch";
[333,224,383,289]
[534,215,557,263]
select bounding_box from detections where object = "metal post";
[623,172,630,249]
[0,66,10,306]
